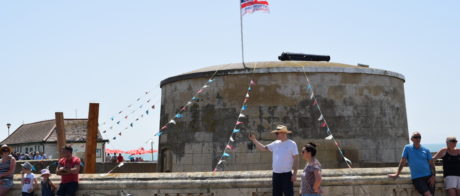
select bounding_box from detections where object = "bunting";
[301,66,352,169]
[153,72,221,137]
[213,78,257,172]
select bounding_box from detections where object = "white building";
[1,119,108,162]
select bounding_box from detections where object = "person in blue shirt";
[388,132,436,196]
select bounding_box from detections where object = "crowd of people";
[11,151,48,161]
[0,144,80,196]
[106,153,145,163]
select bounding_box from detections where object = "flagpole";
[240,1,247,69]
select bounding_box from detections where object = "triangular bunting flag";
[111,117,114,121]
[192,97,198,101]
[137,98,140,101]
[154,132,163,136]
[223,153,230,157]
[135,118,139,121]
[250,80,256,85]
[112,137,116,140]
[320,121,327,127]
[118,132,122,136]
[146,110,149,115]
[217,160,223,165]
[175,114,184,118]
[125,116,128,119]
[230,136,234,142]
[239,113,246,118]
[236,121,243,125]
[241,105,247,110]
[325,135,333,140]
[203,85,209,88]
[197,89,204,94]
[169,120,176,125]
[161,125,168,130]
[317,115,323,121]
[312,100,318,105]
[243,98,249,103]
[233,129,240,133]
[180,107,186,112]
[226,145,234,150]
[344,157,352,165]
[245,93,250,98]
[117,121,120,124]
[147,99,151,103]
[186,101,192,106]
[130,123,133,127]
[248,87,252,91]
[103,130,107,133]
[310,92,314,99]
[118,111,123,114]
[208,79,214,83]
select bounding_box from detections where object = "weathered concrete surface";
[159,61,408,172]
[14,160,157,174]
[6,167,446,196]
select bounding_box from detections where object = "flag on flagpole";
[241,0,270,15]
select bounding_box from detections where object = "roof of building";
[1,119,107,145]
[160,61,405,87]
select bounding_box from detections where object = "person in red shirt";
[116,153,124,163]
[56,145,81,196]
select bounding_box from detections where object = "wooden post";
[84,103,99,173]
[55,112,66,158]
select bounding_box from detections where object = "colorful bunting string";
[301,66,352,168]
[153,68,226,137]
[213,79,257,172]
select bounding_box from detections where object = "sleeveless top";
[0,155,14,179]
[41,179,55,196]
[442,151,460,177]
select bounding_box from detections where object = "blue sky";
[1,1,459,154]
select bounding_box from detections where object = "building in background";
[1,119,108,162]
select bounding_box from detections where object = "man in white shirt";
[249,125,299,196]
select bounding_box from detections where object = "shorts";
[445,176,460,189]
[412,175,435,195]
[0,178,13,189]
[22,192,34,196]
[57,182,78,196]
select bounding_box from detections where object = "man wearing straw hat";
[249,125,299,196]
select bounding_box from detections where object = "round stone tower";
[158,61,408,172]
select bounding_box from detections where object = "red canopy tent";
[105,148,157,155]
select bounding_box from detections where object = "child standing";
[21,162,38,196]
[40,169,56,196]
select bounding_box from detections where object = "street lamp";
[6,123,11,136]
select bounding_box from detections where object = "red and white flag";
[241,0,270,15]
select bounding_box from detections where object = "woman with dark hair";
[0,144,16,196]
[300,143,322,196]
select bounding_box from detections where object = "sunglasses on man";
[411,136,421,139]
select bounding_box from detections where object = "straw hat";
[271,125,292,134]
[0,144,12,153]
